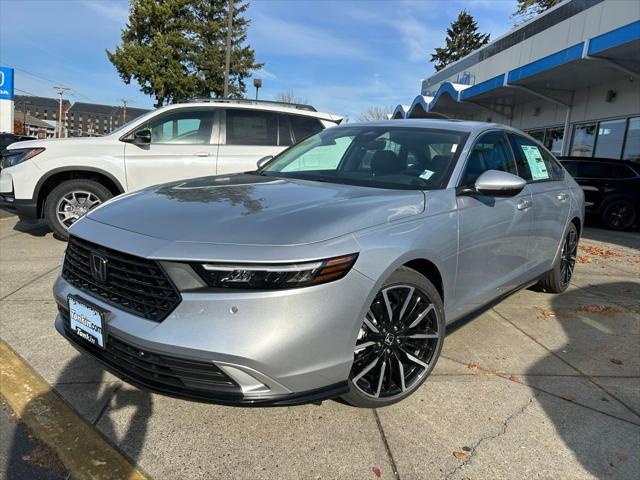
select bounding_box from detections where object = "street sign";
[0,67,14,100]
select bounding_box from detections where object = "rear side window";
[561,161,578,177]
[226,109,277,146]
[510,134,562,182]
[461,131,516,186]
[289,115,323,142]
[609,164,637,179]
[577,162,610,178]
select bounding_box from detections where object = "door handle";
[517,199,532,211]
[557,192,569,201]
[193,152,212,157]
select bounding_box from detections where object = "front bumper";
[53,263,374,405]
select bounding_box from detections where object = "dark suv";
[559,156,639,230]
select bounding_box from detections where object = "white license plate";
[68,296,106,349]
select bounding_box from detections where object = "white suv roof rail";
[188,97,317,112]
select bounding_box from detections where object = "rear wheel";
[44,179,112,240]
[341,267,445,408]
[536,223,578,294]
[601,199,636,231]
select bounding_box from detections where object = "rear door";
[216,109,291,174]
[454,131,533,316]
[508,134,571,277]
[123,108,218,191]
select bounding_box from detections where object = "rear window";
[577,162,610,178]
[289,115,323,142]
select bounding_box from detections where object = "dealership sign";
[0,67,15,100]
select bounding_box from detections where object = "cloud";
[250,12,371,60]
[81,0,128,24]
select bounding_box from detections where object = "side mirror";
[133,129,151,145]
[256,155,273,169]
[473,170,526,197]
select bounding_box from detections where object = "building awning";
[395,20,640,120]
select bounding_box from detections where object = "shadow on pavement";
[528,280,640,478]
[5,355,153,479]
[582,226,640,250]
[11,219,51,238]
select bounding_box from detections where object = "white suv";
[0,99,342,238]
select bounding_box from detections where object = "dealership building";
[393,0,640,162]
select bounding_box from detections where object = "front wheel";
[341,267,445,408]
[44,179,112,240]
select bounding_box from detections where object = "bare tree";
[358,106,393,122]
[274,91,309,105]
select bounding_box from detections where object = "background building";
[13,96,149,137]
[393,0,640,162]
[65,102,149,137]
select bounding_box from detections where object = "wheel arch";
[402,258,444,302]
[34,167,125,217]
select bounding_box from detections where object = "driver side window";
[461,131,516,186]
[142,109,214,145]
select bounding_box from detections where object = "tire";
[601,199,636,231]
[44,179,113,240]
[341,266,445,408]
[536,222,578,294]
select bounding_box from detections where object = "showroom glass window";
[144,109,214,144]
[570,124,596,157]
[623,117,640,162]
[594,119,626,159]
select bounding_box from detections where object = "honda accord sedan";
[53,120,584,408]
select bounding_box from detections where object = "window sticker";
[419,169,435,180]
[521,145,550,180]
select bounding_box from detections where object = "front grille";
[62,236,181,322]
[60,307,241,397]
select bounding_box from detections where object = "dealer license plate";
[68,295,107,349]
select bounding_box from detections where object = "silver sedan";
[53,120,584,407]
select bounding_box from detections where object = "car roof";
[158,101,343,123]
[338,119,515,134]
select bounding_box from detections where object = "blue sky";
[0,0,515,117]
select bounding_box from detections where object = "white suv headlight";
[1,148,45,168]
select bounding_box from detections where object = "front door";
[454,131,533,317]
[124,108,218,191]
[509,134,571,277]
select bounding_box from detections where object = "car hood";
[87,174,425,246]
[6,136,111,150]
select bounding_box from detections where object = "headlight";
[0,148,45,168]
[191,253,358,289]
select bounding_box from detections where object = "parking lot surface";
[0,215,638,480]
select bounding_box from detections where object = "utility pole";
[54,86,70,138]
[223,0,234,97]
[121,99,128,124]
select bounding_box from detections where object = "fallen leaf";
[467,361,479,371]
[609,358,624,365]
[580,245,623,258]
[577,305,623,315]
[561,393,574,401]
[453,451,466,460]
[576,256,592,264]
[481,370,496,377]
[538,308,556,319]
[372,466,382,478]
[510,375,522,382]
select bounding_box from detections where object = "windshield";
[260,126,468,190]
